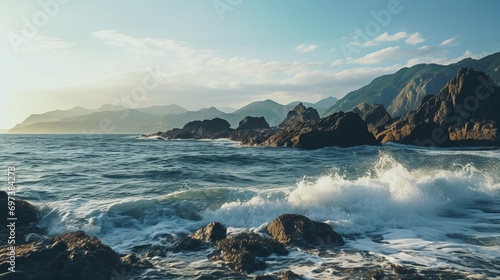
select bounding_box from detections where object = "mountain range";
[9,98,338,134]
[9,52,500,134]
[324,52,500,117]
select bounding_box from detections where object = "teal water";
[1,135,499,279]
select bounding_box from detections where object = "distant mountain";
[136,104,188,116]
[324,52,500,117]
[313,96,338,111]
[15,105,126,128]
[10,109,159,134]
[144,107,227,132]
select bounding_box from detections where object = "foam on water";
[202,153,500,275]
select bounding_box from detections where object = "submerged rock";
[0,231,152,280]
[267,214,344,247]
[212,233,289,273]
[0,191,43,244]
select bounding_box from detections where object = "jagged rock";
[155,118,234,139]
[229,117,275,143]
[212,233,288,273]
[0,191,43,244]
[260,111,379,149]
[377,68,500,146]
[236,116,270,131]
[192,222,227,243]
[267,214,344,247]
[0,231,152,280]
[279,103,320,128]
[350,103,392,135]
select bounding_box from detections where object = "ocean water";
[1,134,499,279]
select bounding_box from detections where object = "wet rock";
[157,118,234,139]
[367,269,384,280]
[267,214,344,247]
[212,233,289,273]
[0,231,151,280]
[192,222,227,243]
[172,236,208,252]
[0,191,43,244]
[278,270,303,280]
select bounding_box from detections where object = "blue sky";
[0,0,499,128]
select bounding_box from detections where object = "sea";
[1,134,499,279]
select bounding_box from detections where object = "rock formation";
[267,214,344,247]
[153,117,233,139]
[350,103,392,135]
[212,233,289,273]
[377,68,500,146]
[259,111,380,149]
[0,231,151,280]
[279,103,320,128]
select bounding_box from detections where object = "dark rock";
[172,236,208,252]
[378,68,500,146]
[192,222,227,243]
[155,118,234,140]
[229,116,275,144]
[0,231,151,280]
[279,103,320,128]
[0,191,43,244]
[367,269,384,280]
[260,111,379,149]
[212,233,288,273]
[267,214,344,247]
[236,116,270,131]
[350,103,392,135]
[254,275,278,280]
[278,270,303,280]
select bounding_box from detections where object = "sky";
[0,0,499,129]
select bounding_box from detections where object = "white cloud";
[363,32,409,47]
[406,50,483,67]
[296,44,318,52]
[405,32,425,45]
[354,46,404,64]
[440,36,459,46]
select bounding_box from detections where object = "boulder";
[0,231,152,280]
[212,233,288,273]
[155,118,234,140]
[236,116,270,131]
[260,111,380,149]
[377,68,500,146]
[279,103,320,128]
[229,117,274,143]
[0,191,43,244]
[192,222,227,243]
[267,214,344,247]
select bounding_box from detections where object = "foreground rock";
[378,68,500,146]
[259,111,380,149]
[279,103,320,128]
[154,118,233,139]
[267,214,344,247]
[0,191,43,244]
[212,233,289,273]
[350,103,392,135]
[0,231,152,280]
